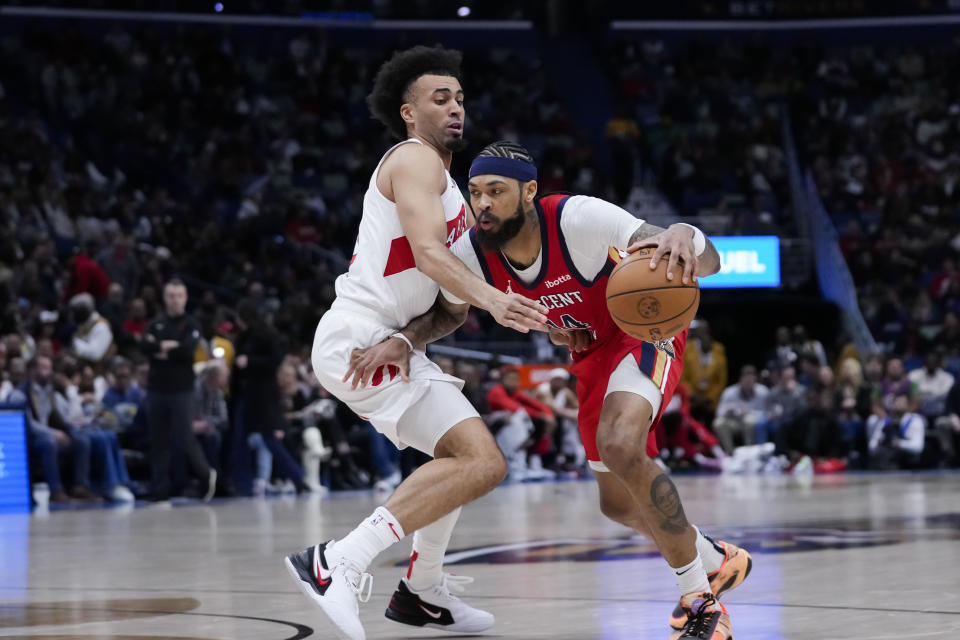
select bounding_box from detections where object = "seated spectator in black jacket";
[233,299,308,494]
[775,388,844,462]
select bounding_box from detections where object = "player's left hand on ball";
[629,225,699,285]
[343,336,411,390]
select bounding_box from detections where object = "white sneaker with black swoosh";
[385,574,494,633]
[284,541,372,640]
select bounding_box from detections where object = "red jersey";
[468,194,687,462]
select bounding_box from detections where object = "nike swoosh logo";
[418,603,443,619]
[676,567,694,576]
[318,576,332,587]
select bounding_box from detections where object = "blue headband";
[468,156,537,182]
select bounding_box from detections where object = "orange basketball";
[606,247,700,342]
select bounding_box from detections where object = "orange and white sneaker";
[669,593,732,640]
[668,541,752,630]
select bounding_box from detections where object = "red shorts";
[569,329,687,463]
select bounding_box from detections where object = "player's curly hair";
[475,140,535,164]
[367,45,463,140]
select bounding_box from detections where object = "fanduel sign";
[700,236,781,289]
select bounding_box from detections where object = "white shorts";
[589,353,664,473]
[311,309,479,455]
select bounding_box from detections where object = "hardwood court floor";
[1,472,959,639]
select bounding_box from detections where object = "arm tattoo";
[650,473,690,535]
[628,223,666,246]
[400,296,468,350]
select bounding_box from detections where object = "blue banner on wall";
[700,236,781,289]
[0,410,31,511]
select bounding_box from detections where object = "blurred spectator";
[793,325,827,367]
[681,319,728,424]
[233,299,308,495]
[455,360,488,413]
[775,388,844,462]
[277,363,334,492]
[100,283,126,335]
[880,358,916,409]
[867,394,926,470]
[0,346,11,402]
[657,383,726,471]
[53,357,134,502]
[96,233,139,298]
[908,351,954,419]
[863,354,886,403]
[535,367,585,472]
[16,355,98,502]
[487,366,556,480]
[713,365,769,454]
[194,318,236,371]
[796,353,821,389]
[69,293,115,367]
[934,379,960,466]
[767,326,799,370]
[193,362,229,476]
[63,253,110,302]
[101,357,146,445]
[122,299,149,343]
[754,365,806,444]
[835,359,872,465]
[143,279,214,502]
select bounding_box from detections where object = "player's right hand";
[343,336,412,390]
[490,293,549,333]
[549,328,593,353]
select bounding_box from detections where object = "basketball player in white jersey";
[283,46,548,640]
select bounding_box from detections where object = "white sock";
[406,507,461,591]
[673,552,711,596]
[693,526,726,574]
[331,506,405,571]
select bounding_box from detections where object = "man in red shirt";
[64,253,111,302]
[486,366,556,479]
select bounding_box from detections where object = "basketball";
[605,247,700,342]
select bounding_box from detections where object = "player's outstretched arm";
[390,145,548,333]
[342,293,469,389]
[626,222,721,284]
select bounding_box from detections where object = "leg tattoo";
[650,473,689,535]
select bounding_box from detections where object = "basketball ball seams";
[608,288,699,326]
[605,285,698,300]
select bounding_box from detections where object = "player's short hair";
[367,45,463,140]
[475,140,534,164]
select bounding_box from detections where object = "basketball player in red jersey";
[283,51,549,640]
[347,141,751,640]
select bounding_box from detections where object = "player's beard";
[444,134,467,152]
[475,198,526,252]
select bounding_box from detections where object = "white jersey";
[331,139,469,329]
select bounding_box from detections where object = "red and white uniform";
[312,139,476,453]
[332,138,469,328]
[443,194,687,468]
